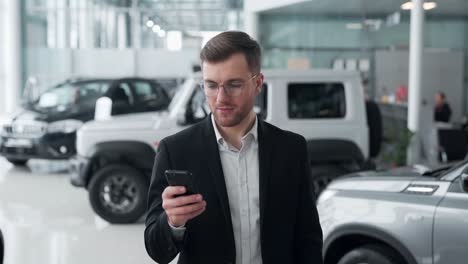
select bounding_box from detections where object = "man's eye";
[227,82,243,89]
[204,83,218,89]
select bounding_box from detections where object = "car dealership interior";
[1,0,468,263]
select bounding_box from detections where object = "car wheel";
[6,158,28,166]
[311,165,346,196]
[88,164,148,224]
[337,244,404,264]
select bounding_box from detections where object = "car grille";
[3,122,47,138]
[3,146,37,155]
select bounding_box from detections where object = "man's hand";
[162,186,207,227]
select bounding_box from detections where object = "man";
[434,91,452,123]
[144,31,323,264]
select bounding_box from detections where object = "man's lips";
[216,106,234,110]
[216,106,234,113]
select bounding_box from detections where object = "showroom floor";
[0,158,176,264]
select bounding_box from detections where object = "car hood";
[12,107,93,123]
[327,166,437,193]
[80,111,169,132]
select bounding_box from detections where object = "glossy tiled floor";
[0,158,176,264]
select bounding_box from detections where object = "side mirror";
[460,167,468,193]
[95,97,112,121]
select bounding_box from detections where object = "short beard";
[213,111,246,127]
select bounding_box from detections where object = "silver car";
[317,162,468,264]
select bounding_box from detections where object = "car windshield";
[422,160,467,178]
[27,81,111,113]
[168,78,196,114]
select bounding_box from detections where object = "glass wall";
[258,1,468,111]
[24,0,243,49]
[21,0,243,95]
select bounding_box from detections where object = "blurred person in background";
[434,91,452,123]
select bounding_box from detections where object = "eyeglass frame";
[200,74,259,97]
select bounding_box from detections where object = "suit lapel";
[202,117,235,246]
[257,120,272,234]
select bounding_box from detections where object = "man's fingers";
[178,194,203,206]
[168,204,206,226]
[162,186,186,200]
[162,186,206,226]
[186,206,206,220]
[163,194,203,210]
[166,201,206,216]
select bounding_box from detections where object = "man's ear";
[255,73,264,95]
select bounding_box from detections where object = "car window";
[116,82,134,105]
[109,82,134,115]
[78,82,110,98]
[132,81,168,111]
[35,81,111,112]
[440,161,468,180]
[134,81,156,100]
[288,83,346,119]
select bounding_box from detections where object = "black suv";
[0,77,170,166]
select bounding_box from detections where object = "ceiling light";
[401,2,413,10]
[424,2,437,10]
[158,30,166,38]
[401,1,438,10]
[152,25,161,33]
[146,20,154,28]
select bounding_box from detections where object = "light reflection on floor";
[0,158,177,264]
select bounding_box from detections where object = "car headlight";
[47,119,84,134]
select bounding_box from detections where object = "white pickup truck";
[70,69,381,223]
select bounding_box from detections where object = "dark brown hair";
[200,31,261,74]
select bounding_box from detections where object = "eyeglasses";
[200,74,258,97]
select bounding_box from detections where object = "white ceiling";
[263,0,468,16]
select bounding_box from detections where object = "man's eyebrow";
[203,78,244,83]
[226,78,244,82]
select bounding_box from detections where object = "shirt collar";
[211,114,258,146]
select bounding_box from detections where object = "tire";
[366,100,383,158]
[311,165,346,196]
[337,244,405,264]
[6,158,28,166]
[88,164,148,224]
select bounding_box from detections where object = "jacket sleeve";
[144,140,184,264]
[294,136,324,263]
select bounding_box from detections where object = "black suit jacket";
[144,116,323,264]
[434,103,452,123]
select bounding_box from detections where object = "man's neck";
[216,111,256,150]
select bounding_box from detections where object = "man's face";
[435,94,443,106]
[202,53,263,128]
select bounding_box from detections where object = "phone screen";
[164,170,197,196]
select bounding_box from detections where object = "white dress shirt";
[212,114,262,264]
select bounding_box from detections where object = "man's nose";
[216,85,230,102]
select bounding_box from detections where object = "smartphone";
[164,170,198,196]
